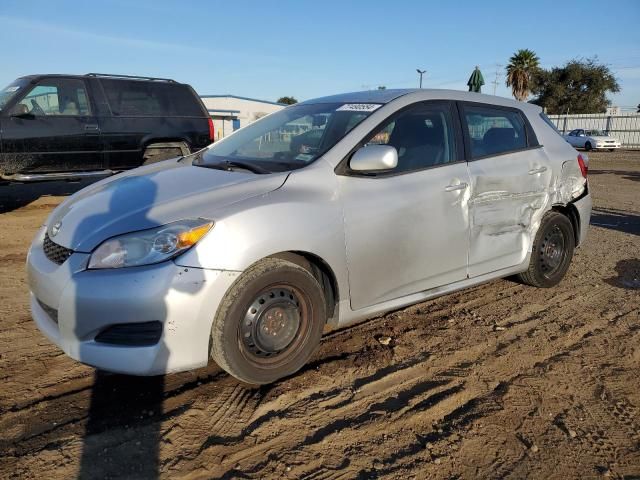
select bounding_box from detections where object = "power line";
[492,64,503,95]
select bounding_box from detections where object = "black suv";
[0,73,213,182]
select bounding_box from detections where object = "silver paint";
[27,89,591,375]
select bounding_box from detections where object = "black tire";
[210,258,326,385]
[585,141,592,151]
[142,142,189,165]
[609,149,615,152]
[517,211,575,288]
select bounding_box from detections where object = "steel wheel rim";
[539,224,566,278]
[239,284,311,367]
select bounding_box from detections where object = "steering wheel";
[30,99,45,116]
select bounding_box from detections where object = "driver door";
[339,101,470,310]
[1,78,103,173]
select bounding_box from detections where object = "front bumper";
[27,227,240,375]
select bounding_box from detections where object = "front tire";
[210,258,326,385]
[585,141,593,151]
[518,211,575,288]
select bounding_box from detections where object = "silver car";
[27,89,592,384]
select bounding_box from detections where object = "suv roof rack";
[85,73,176,83]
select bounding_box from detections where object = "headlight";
[88,219,213,269]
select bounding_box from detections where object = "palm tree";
[506,49,540,101]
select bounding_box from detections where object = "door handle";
[528,166,547,175]
[84,124,99,131]
[444,182,468,192]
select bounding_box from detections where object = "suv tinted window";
[101,80,202,116]
[464,105,527,158]
[366,103,458,173]
[15,78,91,116]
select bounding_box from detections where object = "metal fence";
[547,113,640,148]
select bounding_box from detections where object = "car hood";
[46,159,289,252]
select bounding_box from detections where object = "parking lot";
[0,151,638,479]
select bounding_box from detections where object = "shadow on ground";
[605,259,640,290]
[588,169,640,182]
[590,207,640,236]
[0,179,98,214]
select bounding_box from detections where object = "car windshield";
[0,79,30,111]
[586,129,607,136]
[196,102,381,173]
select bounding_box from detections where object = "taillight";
[207,117,215,142]
[577,153,588,178]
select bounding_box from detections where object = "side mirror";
[350,145,398,172]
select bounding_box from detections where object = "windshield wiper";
[201,160,270,174]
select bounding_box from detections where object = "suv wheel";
[518,211,575,288]
[142,141,190,165]
[210,258,326,385]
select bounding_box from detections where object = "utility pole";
[416,69,426,88]
[492,64,503,95]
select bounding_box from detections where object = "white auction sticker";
[5,86,20,92]
[336,103,382,112]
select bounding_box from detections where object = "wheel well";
[143,139,191,153]
[552,204,580,246]
[269,251,339,326]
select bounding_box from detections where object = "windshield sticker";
[4,86,20,92]
[336,103,382,112]
[295,153,314,162]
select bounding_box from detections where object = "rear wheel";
[585,141,593,151]
[518,211,575,288]
[142,141,190,165]
[210,258,326,385]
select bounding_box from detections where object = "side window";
[101,80,202,116]
[365,103,458,173]
[15,79,91,116]
[464,105,527,158]
[102,80,161,116]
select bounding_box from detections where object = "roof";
[200,94,286,106]
[300,88,541,113]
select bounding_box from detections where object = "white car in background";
[564,129,621,151]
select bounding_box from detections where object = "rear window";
[464,105,527,158]
[100,80,203,117]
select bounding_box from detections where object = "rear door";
[1,77,103,173]
[339,101,471,310]
[461,103,552,277]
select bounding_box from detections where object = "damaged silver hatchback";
[27,89,591,384]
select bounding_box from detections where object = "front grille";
[37,298,59,324]
[43,233,73,265]
[95,321,163,346]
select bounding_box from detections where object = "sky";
[1,0,639,108]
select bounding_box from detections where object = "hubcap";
[539,225,566,278]
[241,287,302,357]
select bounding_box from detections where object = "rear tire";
[142,142,190,165]
[585,141,593,151]
[517,211,575,288]
[210,258,326,385]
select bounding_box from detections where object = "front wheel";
[517,211,575,288]
[585,141,593,151]
[210,258,326,385]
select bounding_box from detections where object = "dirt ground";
[0,151,638,480]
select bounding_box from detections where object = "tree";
[506,49,540,101]
[531,58,620,114]
[377,86,387,90]
[277,96,298,105]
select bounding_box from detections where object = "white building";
[200,94,286,141]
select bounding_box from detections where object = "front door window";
[15,79,91,116]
